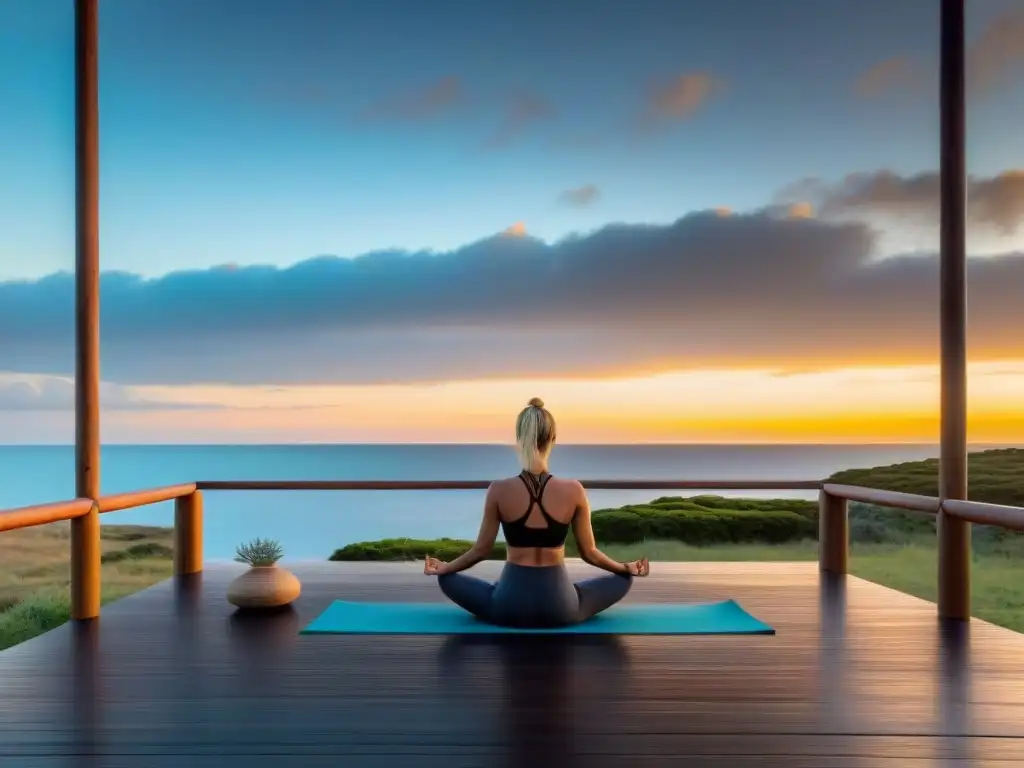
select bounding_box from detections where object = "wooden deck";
[3,561,1024,766]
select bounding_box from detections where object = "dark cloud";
[2,204,1023,387]
[559,184,601,207]
[779,169,1024,234]
[0,377,220,411]
[484,90,557,149]
[357,76,464,122]
[854,56,919,98]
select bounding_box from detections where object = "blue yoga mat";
[301,599,774,635]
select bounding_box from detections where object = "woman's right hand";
[624,558,650,577]
[423,556,448,576]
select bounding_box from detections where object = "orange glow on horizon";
[97,359,1024,444]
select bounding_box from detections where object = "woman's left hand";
[423,555,448,576]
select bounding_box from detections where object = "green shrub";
[101,542,174,564]
[330,537,508,562]
[828,448,1024,507]
[848,503,934,542]
[850,516,892,544]
[589,504,815,545]
[0,594,71,651]
[649,495,819,522]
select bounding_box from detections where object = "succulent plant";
[233,537,284,567]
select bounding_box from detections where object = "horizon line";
[2,441,1022,448]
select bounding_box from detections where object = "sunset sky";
[1,0,1023,444]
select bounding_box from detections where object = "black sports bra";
[500,471,574,549]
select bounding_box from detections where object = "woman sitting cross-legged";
[423,397,650,628]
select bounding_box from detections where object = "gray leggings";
[438,562,633,628]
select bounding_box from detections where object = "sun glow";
[96,360,1024,444]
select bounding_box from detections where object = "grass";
[0,521,173,651]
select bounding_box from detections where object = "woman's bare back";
[493,474,580,566]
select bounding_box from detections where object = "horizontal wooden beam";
[942,498,1024,532]
[195,479,824,492]
[0,498,94,532]
[9,481,1024,546]
[98,483,198,513]
[821,483,941,514]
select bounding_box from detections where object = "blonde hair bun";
[515,398,556,470]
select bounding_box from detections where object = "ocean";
[0,443,1016,559]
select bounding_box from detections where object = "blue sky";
[2,0,1021,280]
[1,0,1023,443]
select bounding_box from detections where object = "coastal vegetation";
[829,447,1024,506]
[2,448,1023,649]
[585,495,816,544]
[331,537,508,562]
[0,523,173,651]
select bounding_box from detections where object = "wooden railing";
[194,479,823,491]
[818,485,1024,616]
[2,477,1024,623]
[0,498,96,532]
[98,483,197,513]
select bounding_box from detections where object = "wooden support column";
[71,0,102,622]
[937,0,971,621]
[174,492,204,576]
[818,490,848,575]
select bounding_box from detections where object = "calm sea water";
[1,443,1017,559]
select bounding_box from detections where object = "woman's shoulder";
[487,476,519,493]
[547,474,581,489]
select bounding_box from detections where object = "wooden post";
[938,0,971,621]
[818,490,848,575]
[174,492,204,576]
[71,0,102,622]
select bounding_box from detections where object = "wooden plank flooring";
[3,560,1024,766]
